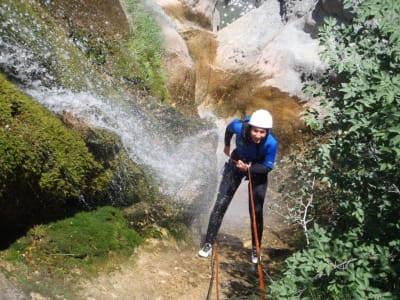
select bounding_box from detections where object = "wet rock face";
[179,0,220,30]
[38,0,129,39]
[151,0,319,151]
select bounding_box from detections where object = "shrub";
[269,1,400,298]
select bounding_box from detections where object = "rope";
[206,242,220,300]
[214,242,220,300]
[206,160,265,300]
[248,167,266,300]
[206,247,215,300]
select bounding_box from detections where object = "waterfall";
[25,88,218,199]
[0,1,219,210]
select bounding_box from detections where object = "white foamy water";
[0,1,219,206]
[25,87,218,201]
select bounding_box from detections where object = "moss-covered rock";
[2,206,142,298]
[0,74,107,229]
[123,196,191,240]
[0,0,169,101]
[0,0,108,93]
[0,74,158,244]
[82,128,158,207]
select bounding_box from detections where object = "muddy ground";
[77,185,294,300]
[0,183,294,300]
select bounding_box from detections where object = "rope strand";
[206,245,215,300]
[206,242,220,300]
[248,167,266,300]
[214,242,220,300]
[206,159,265,299]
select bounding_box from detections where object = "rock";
[280,0,318,21]
[140,0,351,150]
[214,0,325,99]
[252,20,324,97]
[0,272,27,300]
[40,0,129,39]
[216,0,284,69]
[154,12,198,115]
[179,0,220,30]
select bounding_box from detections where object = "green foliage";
[272,133,338,250]
[270,1,400,298]
[119,0,169,101]
[3,206,142,298]
[270,225,395,299]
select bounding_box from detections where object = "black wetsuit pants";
[204,162,268,247]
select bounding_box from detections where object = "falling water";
[0,1,219,209]
[25,88,218,200]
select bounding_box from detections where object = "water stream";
[0,1,219,212]
[26,87,218,199]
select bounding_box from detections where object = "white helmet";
[248,109,273,129]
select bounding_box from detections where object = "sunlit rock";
[180,0,220,30]
[152,8,198,115]
[155,0,220,31]
[214,0,325,101]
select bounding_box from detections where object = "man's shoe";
[251,247,261,264]
[198,243,212,258]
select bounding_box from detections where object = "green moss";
[0,0,110,93]
[0,74,111,235]
[82,128,158,206]
[0,73,109,198]
[123,197,191,240]
[0,74,161,233]
[0,73,162,296]
[37,206,142,259]
[3,206,142,298]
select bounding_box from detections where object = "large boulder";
[214,0,324,101]
[146,0,349,151]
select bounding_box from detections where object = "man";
[198,109,278,263]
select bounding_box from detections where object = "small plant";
[119,0,169,101]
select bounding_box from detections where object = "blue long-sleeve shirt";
[224,118,278,175]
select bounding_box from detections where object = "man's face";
[250,126,267,144]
